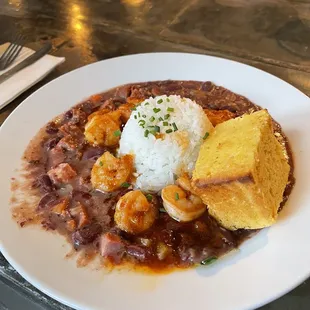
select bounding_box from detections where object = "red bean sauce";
[11,80,294,271]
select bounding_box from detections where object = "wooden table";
[0,0,309,309]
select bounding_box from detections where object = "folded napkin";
[0,43,65,110]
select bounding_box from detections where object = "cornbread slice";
[192,110,290,230]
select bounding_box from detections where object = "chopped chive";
[138,120,146,126]
[163,121,168,126]
[172,122,178,132]
[157,99,163,104]
[166,129,173,134]
[201,256,217,266]
[153,108,161,113]
[138,112,141,118]
[159,208,167,213]
[154,125,160,133]
[150,116,155,122]
[166,98,170,102]
[158,117,164,122]
[164,114,170,120]
[142,115,146,118]
[121,182,131,188]
[146,194,153,202]
[131,107,137,111]
[167,107,174,112]
[175,192,179,201]
[144,102,150,105]
[99,161,103,166]
[134,115,137,119]
[203,132,209,140]
[144,129,149,137]
[114,130,121,137]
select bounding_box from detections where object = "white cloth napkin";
[0,43,65,110]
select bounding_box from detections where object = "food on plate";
[161,184,206,222]
[91,152,134,192]
[193,110,290,230]
[84,110,122,147]
[11,80,294,272]
[114,190,158,234]
[204,109,236,126]
[119,95,214,192]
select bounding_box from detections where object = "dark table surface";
[0,0,310,309]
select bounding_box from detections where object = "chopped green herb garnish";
[138,120,146,127]
[158,117,164,122]
[159,208,167,213]
[148,126,156,135]
[153,108,161,114]
[164,114,170,120]
[157,99,163,104]
[145,102,150,105]
[154,125,160,133]
[201,256,217,266]
[144,129,149,137]
[131,107,137,111]
[172,122,178,132]
[138,112,141,118]
[142,114,146,118]
[203,132,209,140]
[146,194,153,202]
[175,192,179,201]
[167,107,174,112]
[134,115,137,119]
[150,116,155,122]
[163,121,168,126]
[167,98,170,102]
[121,182,131,188]
[99,161,103,166]
[166,129,173,134]
[114,130,121,137]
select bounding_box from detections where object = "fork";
[0,33,24,71]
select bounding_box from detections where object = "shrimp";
[176,174,206,199]
[114,190,158,234]
[87,109,120,122]
[176,175,198,195]
[204,109,236,126]
[118,102,137,123]
[161,184,206,222]
[84,111,121,147]
[91,152,134,192]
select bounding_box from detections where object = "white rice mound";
[119,95,213,193]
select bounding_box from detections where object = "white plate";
[0,53,310,310]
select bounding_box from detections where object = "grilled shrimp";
[84,111,121,147]
[114,190,158,234]
[118,102,137,122]
[91,152,134,192]
[88,110,120,122]
[176,175,199,195]
[161,184,206,222]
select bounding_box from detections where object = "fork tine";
[0,42,14,63]
[0,32,20,61]
[1,33,24,70]
[7,44,23,65]
[1,44,20,69]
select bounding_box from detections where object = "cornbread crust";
[193,110,290,230]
